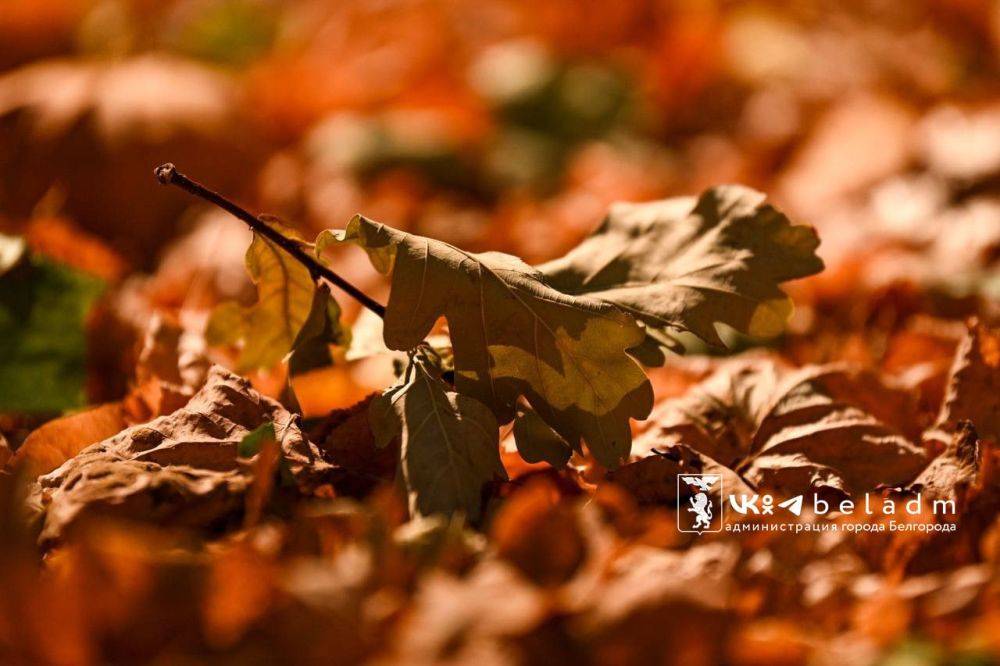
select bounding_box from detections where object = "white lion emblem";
[682,475,717,530]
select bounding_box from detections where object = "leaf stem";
[154,163,386,318]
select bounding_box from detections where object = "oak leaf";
[369,354,505,520]
[512,404,573,468]
[644,360,926,495]
[323,215,653,468]
[537,186,823,356]
[288,284,349,377]
[209,222,343,372]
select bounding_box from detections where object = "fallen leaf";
[29,366,331,545]
[491,477,586,585]
[643,360,926,495]
[325,214,653,468]
[608,441,753,506]
[123,313,211,423]
[9,403,125,478]
[927,321,999,444]
[311,393,398,486]
[909,421,980,504]
[369,354,505,520]
[537,185,823,354]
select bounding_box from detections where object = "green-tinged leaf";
[537,185,823,358]
[0,253,104,413]
[327,215,653,468]
[208,222,339,371]
[288,284,349,376]
[238,421,276,458]
[513,404,572,467]
[369,355,505,520]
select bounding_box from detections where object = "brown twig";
[154,163,386,318]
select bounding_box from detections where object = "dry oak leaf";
[645,360,926,495]
[370,355,505,520]
[537,185,823,356]
[209,222,343,372]
[29,366,331,545]
[927,321,999,445]
[608,440,753,507]
[323,215,653,468]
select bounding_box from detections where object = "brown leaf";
[643,360,926,495]
[491,478,586,586]
[123,313,211,423]
[608,441,753,507]
[311,394,399,491]
[29,366,332,546]
[910,421,981,504]
[10,403,126,478]
[928,321,999,444]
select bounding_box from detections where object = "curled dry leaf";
[640,359,926,495]
[909,422,981,505]
[927,321,999,444]
[324,215,653,468]
[124,313,210,422]
[608,441,753,506]
[537,185,823,356]
[29,366,332,546]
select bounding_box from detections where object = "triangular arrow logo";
[778,495,803,516]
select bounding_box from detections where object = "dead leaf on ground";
[10,403,126,478]
[29,366,332,546]
[927,321,999,445]
[639,359,926,496]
